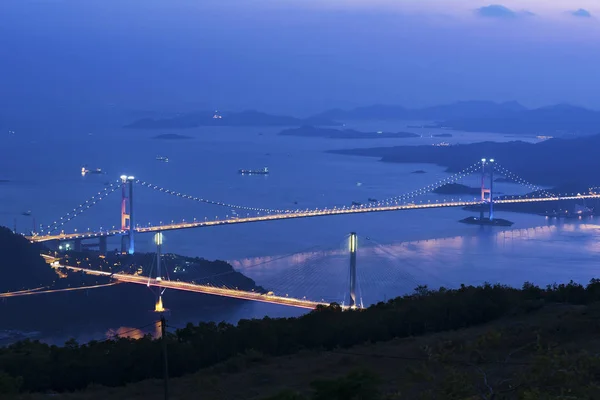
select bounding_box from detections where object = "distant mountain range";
[124,102,600,136]
[278,126,418,139]
[440,104,600,135]
[125,110,339,129]
[312,102,600,135]
[333,133,600,188]
[312,101,527,121]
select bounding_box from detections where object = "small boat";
[156,156,169,162]
[459,217,513,226]
[239,167,269,175]
[81,166,104,176]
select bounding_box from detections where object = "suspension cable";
[134,180,289,214]
[41,180,121,234]
[372,161,482,207]
[493,163,555,198]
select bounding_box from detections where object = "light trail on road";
[60,265,333,310]
[0,282,119,298]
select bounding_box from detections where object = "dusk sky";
[1,0,599,116]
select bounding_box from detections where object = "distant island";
[310,101,600,135]
[433,183,480,195]
[126,110,339,129]
[412,170,427,174]
[127,102,600,134]
[438,104,600,135]
[153,133,192,140]
[278,126,419,139]
[332,133,600,188]
[311,101,526,121]
[433,133,452,138]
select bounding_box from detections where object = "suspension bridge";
[11,158,600,310]
[25,159,598,251]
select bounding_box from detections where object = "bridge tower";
[120,175,135,254]
[480,159,495,220]
[349,232,358,308]
[154,232,166,312]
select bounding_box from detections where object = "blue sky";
[1,0,599,116]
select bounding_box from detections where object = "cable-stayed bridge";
[11,159,600,310]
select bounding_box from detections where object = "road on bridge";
[54,263,331,310]
[28,193,600,243]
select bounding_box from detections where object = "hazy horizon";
[1,0,599,117]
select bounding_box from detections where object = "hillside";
[0,228,264,331]
[313,102,600,135]
[4,280,600,398]
[441,104,600,135]
[7,284,600,399]
[0,227,57,292]
[333,133,600,188]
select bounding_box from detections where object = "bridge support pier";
[155,232,163,281]
[349,232,357,309]
[74,239,82,252]
[489,161,494,220]
[120,235,128,254]
[120,175,135,255]
[480,158,495,220]
[154,232,166,312]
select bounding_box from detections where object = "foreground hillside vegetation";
[4,279,600,398]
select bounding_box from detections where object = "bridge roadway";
[57,264,330,310]
[28,194,600,243]
[0,283,119,298]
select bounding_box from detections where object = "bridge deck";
[60,265,329,310]
[28,194,600,243]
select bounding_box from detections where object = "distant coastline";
[278,126,419,139]
[310,102,600,135]
[331,133,600,188]
[126,110,339,130]
[126,101,600,135]
[433,183,480,195]
[153,133,192,140]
